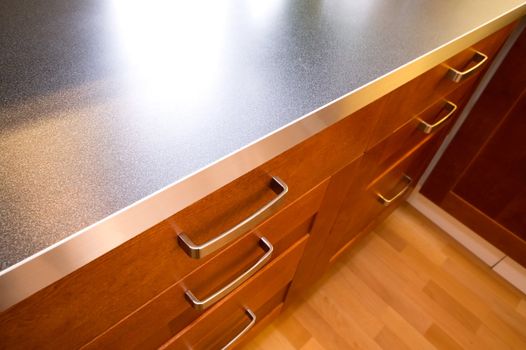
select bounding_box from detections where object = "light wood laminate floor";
[245,203,526,349]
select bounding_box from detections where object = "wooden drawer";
[161,293,285,350]
[81,202,314,349]
[327,129,444,262]
[322,77,481,262]
[367,23,515,148]
[364,78,477,183]
[159,237,307,350]
[0,180,326,350]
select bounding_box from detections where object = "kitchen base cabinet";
[0,21,517,350]
[327,79,480,263]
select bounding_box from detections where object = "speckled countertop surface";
[1,0,525,270]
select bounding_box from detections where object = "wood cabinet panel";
[159,238,308,350]
[286,155,365,296]
[320,77,479,265]
[82,217,313,349]
[441,192,526,267]
[0,180,325,350]
[326,140,433,263]
[452,94,526,238]
[0,20,517,350]
[365,79,477,183]
[287,24,515,301]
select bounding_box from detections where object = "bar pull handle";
[447,50,488,83]
[184,237,273,310]
[178,176,287,259]
[417,100,458,134]
[376,174,412,206]
[220,309,257,349]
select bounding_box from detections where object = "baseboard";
[407,190,504,266]
[493,257,526,295]
[408,189,526,295]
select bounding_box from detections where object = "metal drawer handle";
[417,100,458,134]
[185,237,273,311]
[376,174,412,206]
[178,176,287,259]
[220,308,257,349]
[447,50,488,83]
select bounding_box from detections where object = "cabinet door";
[421,28,526,267]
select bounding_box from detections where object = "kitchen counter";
[1,0,525,309]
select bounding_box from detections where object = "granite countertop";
[1,0,525,308]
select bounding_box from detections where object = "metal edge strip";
[1,7,525,311]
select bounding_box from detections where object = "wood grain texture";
[452,92,526,238]
[245,204,526,350]
[320,59,489,269]
[160,236,309,350]
[364,79,477,184]
[81,181,326,349]
[323,111,455,264]
[421,26,526,267]
[286,157,364,301]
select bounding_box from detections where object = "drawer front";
[80,184,322,349]
[0,183,324,350]
[364,78,477,182]
[327,130,444,261]
[3,21,513,350]
[159,237,307,350]
[367,22,515,148]
[161,292,285,350]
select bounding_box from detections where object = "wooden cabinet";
[294,24,516,280]
[0,22,516,349]
[421,27,526,267]
[313,81,477,268]
[81,185,322,349]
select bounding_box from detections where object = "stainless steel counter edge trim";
[1,7,525,311]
